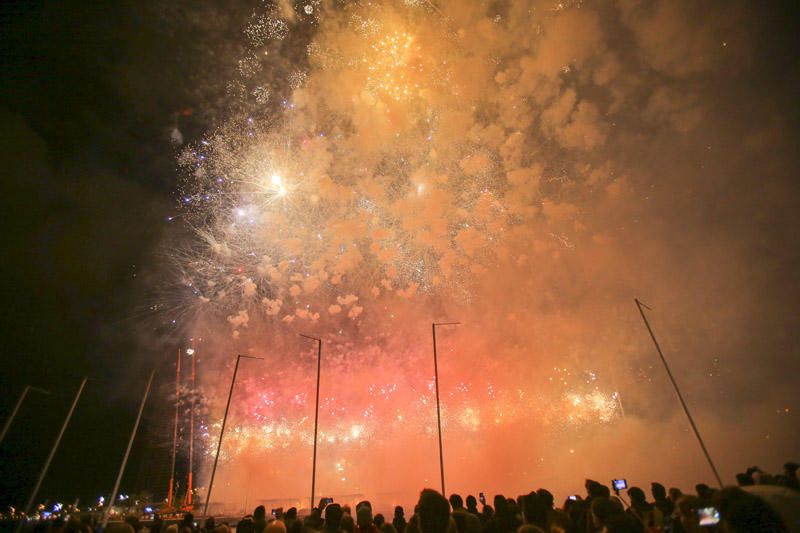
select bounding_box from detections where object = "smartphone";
[479,493,486,505]
[697,507,720,527]
[612,479,627,491]
[323,497,334,505]
[568,495,578,501]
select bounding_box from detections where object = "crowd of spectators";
[10,461,798,533]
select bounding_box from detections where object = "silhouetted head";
[493,495,507,516]
[253,507,266,521]
[357,506,373,529]
[590,498,618,529]
[449,494,464,511]
[628,487,646,505]
[357,501,372,512]
[585,480,604,499]
[325,504,342,531]
[236,518,254,533]
[418,489,451,533]
[521,492,546,528]
[308,509,323,530]
[394,506,404,519]
[668,487,682,502]
[506,497,519,516]
[341,515,355,533]
[183,514,195,527]
[535,489,554,510]
[651,483,667,501]
[465,496,477,510]
[285,508,297,522]
[696,484,712,499]
[374,514,385,528]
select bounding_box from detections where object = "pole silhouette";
[103,369,156,527]
[17,377,87,533]
[204,355,264,517]
[300,334,322,511]
[635,298,723,488]
[431,322,460,497]
[167,348,181,509]
[0,385,50,446]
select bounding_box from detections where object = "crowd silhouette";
[9,461,799,533]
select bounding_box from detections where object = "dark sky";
[0,0,253,508]
[1,0,799,510]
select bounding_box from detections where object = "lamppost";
[0,385,50,446]
[432,322,460,497]
[17,377,87,533]
[300,334,322,510]
[635,298,723,487]
[204,354,264,516]
[103,369,156,527]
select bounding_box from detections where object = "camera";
[697,507,720,527]
[568,495,578,501]
[612,479,627,491]
[479,493,486,505]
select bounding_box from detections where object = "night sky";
[1,0,799,512]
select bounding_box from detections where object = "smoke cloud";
[163,0,799,514]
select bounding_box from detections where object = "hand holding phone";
[479,493,486,505]
[697,507,720,527]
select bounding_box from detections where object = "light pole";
[103,369,156,527]
[204,354,264,516]
[17,377,87,533]
[0,385,50,446]
[432,322,460,497]
[635,298,723,488]
[299,334,322,511]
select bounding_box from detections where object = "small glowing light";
[186,348,195,355]
[271,174,282,185]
